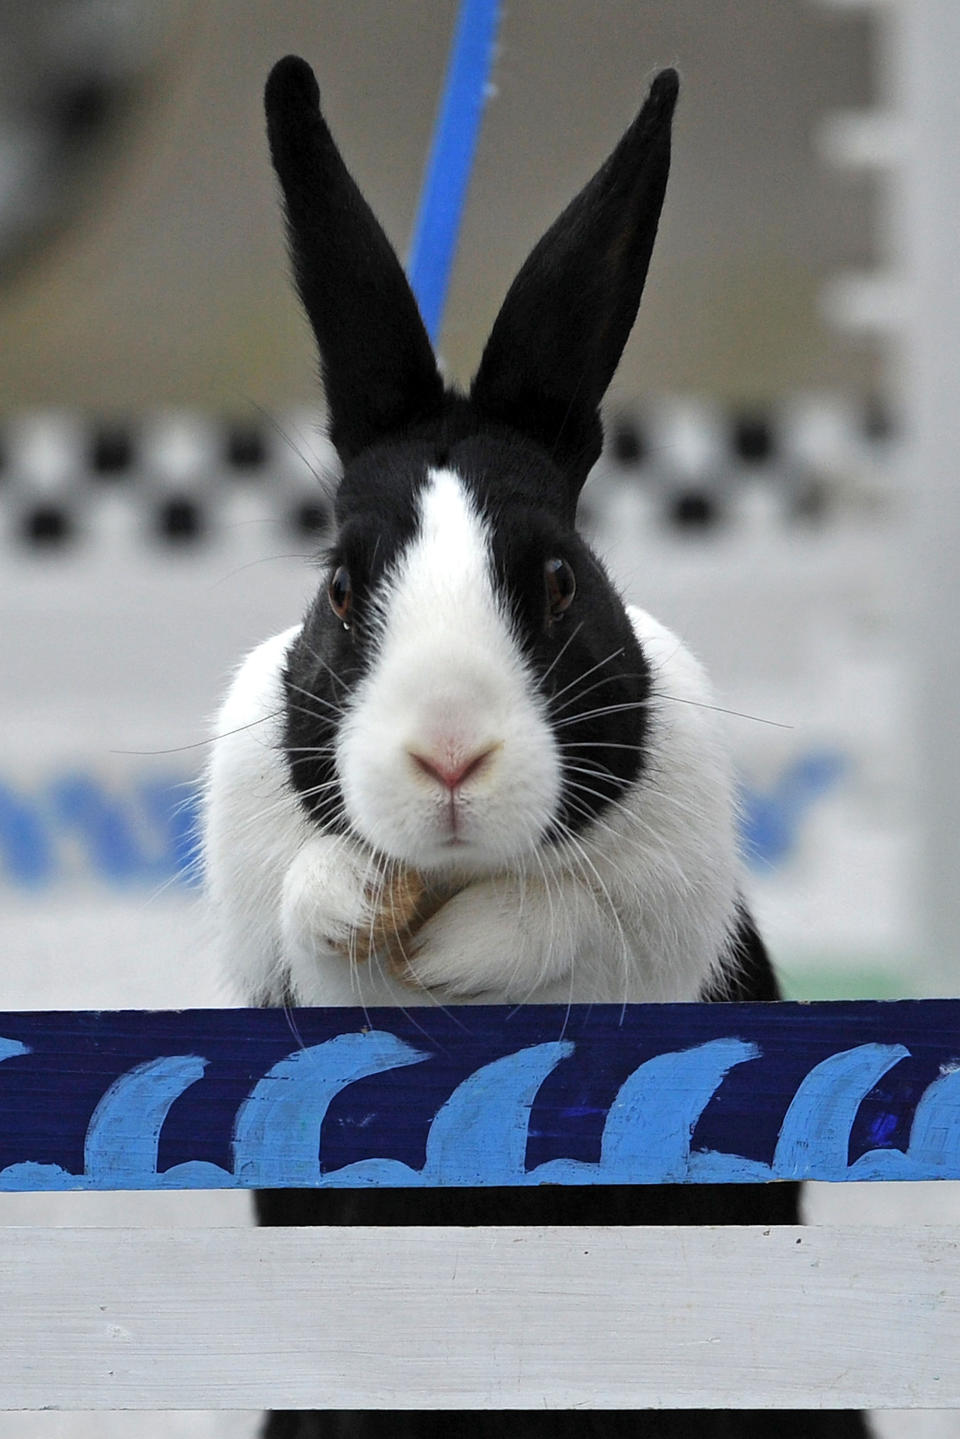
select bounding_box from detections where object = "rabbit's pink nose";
[409,744,498,792]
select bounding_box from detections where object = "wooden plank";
[0,1223,956,1410]
[0,1002,958,1190]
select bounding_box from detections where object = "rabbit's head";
[266,56,678,878]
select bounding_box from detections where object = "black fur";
[266,59,675,498]
[265,57,445,462]
[471,69,678,492]
[262,1413,870,1438]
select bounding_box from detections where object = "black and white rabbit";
[203,55,870,1439]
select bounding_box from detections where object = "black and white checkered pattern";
[0,398,896,552]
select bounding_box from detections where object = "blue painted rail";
[0,1001,956,1191]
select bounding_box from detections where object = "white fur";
[203,625,312,1004]
[203,467,741,1008]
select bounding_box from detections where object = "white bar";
[820,271,909,332]
[818,111,906,169]
[899,1,960,994]
[0,1225,957,1411]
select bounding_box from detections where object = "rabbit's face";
[335,466,561,875]
[281,429,652,878]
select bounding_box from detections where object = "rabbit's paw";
[281,834,378,968]
[403,876,565,999]
[281,835,431,972]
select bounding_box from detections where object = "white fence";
[1,1223,957,1411]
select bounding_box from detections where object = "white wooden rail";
[1,1224,958,1411]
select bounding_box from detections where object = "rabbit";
[202,54,871,1439]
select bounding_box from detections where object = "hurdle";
[0,998,957,1412]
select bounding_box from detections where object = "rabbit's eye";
[544,557,576,621]
[328,565,352,625]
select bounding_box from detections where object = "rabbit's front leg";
[281,833,385,1002]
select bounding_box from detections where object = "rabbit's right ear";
[265,57,445,464]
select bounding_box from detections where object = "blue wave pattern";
[0,1023,957,1191]
[0,773,202,889]
[0,753,846,890]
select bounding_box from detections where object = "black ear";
[265,57,445,464]
[470,69,678,491]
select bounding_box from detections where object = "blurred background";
[2,1,960,1432]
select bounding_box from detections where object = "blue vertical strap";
[407,0,503,344]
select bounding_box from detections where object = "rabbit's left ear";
[470,69,678,494]
[265,56,445,464]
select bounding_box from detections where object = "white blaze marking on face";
[369,467,527,711]
[335,466,562,869]
[382,468,498,635]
